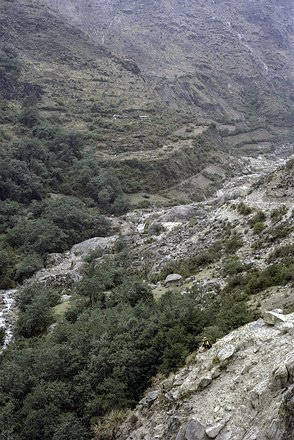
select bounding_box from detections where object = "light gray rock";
[117,313,294,440]
[270,364,288,391]
[264,419,280,439]
[176,418,207,440]
[285,355,294,381]
[262,310,287,326]
[206,422,225,438]
[164,274,183,285]
[139,390,159,407]
[216,345,235,363]
[243,426,259,440]
[71,235,118,256]
[197,374,212,391]
[159,205,206,223]
[250,380,268,409]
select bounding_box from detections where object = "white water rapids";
[0,289,17,349]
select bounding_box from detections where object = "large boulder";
[70,235,118,256]
[159,205,206,223]
[164,274,183,286]
[176,418,208,440]
[216,345,236,364]
[262,310,287,326]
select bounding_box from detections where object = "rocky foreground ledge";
[118,310,294,440]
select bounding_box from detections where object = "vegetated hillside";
[0,0,235,287]
[0,0,181,153]
[45,0,294,141]
[0,0,236,203]
[1,151,294,439]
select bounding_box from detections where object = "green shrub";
[18,106,40,128]
[44,197,111,244]
[14,253,44,282]
[267,223,293,242]
[224,235,243,253]
[223,258,246,276]
[0,200,23,233]
[0,157,44,203]
[0,248,14,289]
[249,211,266,227]
[237,202,252,216]
[7,218,67,254]
[253,221,266,234]
[16,296,53,338]
[0,46,21,80]
[268,244,294,264]
[270,205,288,223]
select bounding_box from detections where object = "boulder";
[197,374,212,391]
[176,418,208,440]
[139,390,159,407]
[206,422,225,438]
[70,235,118,257]
[216,345,236,363]
[164,274,183,286]
[270,364,289,391]
[159,205,206,223]
[285,355,294,381]
[262,310,287,326]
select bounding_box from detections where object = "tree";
[16,296,53,338]
[7,218,67,254]
[0,248,14,288]
[53,413,89,440]
[14,253,44,282]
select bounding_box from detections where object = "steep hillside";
[1,147,294,440]
[0,0,178,153]
[0,0,237,204]
[45,0,294,145]
[117,311,294,440]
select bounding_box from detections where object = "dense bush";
[253,221,266,234]
[237,202,252,216]
[224,234,243,253]
[0,248,15,289]
[0,46,21,98]
[223,258,246,277]
[14,253,44,282]
[270,205,287,223]
[7,218,68,254]
[16,283,59,338]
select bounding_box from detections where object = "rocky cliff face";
[44,0,294,137]
[118,310,294,440]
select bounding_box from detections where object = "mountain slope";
[44,0,294,141]
[0,0,177,151]
[1,0,237,203]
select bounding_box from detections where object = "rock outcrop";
[118,311,294,440]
